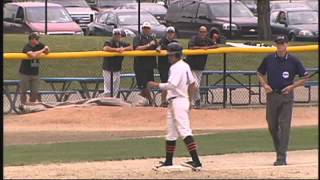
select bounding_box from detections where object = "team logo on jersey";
[282,71,289,79]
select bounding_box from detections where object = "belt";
[168,96,177,101]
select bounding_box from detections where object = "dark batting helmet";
[167,42,183,57]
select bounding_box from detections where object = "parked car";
[4,2,83,35]
[270,1,312,12]
[85,0,136,12]
[40,0,96,34]
[116,3,167,24]
[87,9,166,37]
[4,0,43,4]
[165,0,258,39]
[270,9,318,41]
[240,0,257,16]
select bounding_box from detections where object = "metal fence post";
[229,0,232,39]
[223,53,227,108]
[110,71,113,97]
[45,0,48,35]
[138,0,141,35]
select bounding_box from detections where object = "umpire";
[156,26,178,107]
[257,35,309,166]
[133,22,158,106]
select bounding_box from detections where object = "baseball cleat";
[181,161,202,171]
[153,161,173,170]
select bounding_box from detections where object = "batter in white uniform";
[148,42,202,171]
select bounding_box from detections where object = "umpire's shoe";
[182,161,202,171]
[273,159,287,166]
[274,154,287,166]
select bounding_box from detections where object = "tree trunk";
[257,0,272,40]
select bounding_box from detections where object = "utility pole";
[229,0,232,39]
[138,0,141,34]
[45,0,48,34]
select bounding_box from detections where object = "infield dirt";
[4,106,318,179]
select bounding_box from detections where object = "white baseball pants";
[166,97,193,141]
[102,70,120,96]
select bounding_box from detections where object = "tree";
[257,0,272,40]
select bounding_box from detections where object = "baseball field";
[4,105,318,179]
[4,34,318,179]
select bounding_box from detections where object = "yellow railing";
[3,45,318,60]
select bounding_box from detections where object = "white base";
[152,165,191,172]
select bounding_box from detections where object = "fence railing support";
[223,53,227,108]
[110,71,114,97]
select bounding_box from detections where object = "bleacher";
[3,68,318,114]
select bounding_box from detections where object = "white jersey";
[159,59,195,100]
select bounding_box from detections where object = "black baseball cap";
[274,35,288,43]
[28,32,40,40]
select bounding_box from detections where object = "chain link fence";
[3,47,318,113]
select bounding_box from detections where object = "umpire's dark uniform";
[257,47,308,165]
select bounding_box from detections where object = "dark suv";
[165,0,258,38]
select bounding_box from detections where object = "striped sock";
[183,136,201,164]
[165,140,176,164]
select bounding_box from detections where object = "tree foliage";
[257,0,272,40]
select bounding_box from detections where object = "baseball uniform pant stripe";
[187,144,197,152]
[167,145,175,149]
[166,146,176,152]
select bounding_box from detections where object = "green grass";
[4,126,318,166]
[3,34,318,90]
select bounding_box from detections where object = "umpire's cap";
[167,42,183,56]
[274,35,288,43]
